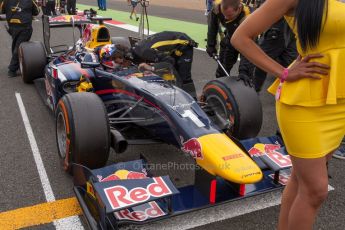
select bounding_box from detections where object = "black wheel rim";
[56,112,67,159]
[206,94,233,131]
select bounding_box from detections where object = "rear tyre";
[19,41,46,83]
[55,92,110,174]
[202,77,262,139]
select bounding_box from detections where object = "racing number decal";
[266,151,292,168]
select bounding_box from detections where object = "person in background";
[250,1,297,92]
[59,0,66,13]
[44,0,57,15]
[97,0,106,11]
[1,0,40,78]
[132,31,198,99]
[128,0,139,21]
[207,0,254,85]
[66,0,76,15]
[205,0,213,16]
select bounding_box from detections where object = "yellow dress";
[267,0,345,158]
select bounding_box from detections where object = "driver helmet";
[99,44,125,69]
[83,52,99,63]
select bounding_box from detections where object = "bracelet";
[275,68,289,101]
[280,68,289,82]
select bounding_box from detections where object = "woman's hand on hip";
[286,54,330,82]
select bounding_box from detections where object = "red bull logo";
[104,177,172,210]
[181,138,203,160]
[114,202,166,222]
[249,143,291,168]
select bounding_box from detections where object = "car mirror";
[81,61,100,69]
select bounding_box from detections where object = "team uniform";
[268,0,345,158]
[253,18,297,92]
[1,0,40,77]
[132,31,198,98]
[66,0,76,15]
[207,3,253,78]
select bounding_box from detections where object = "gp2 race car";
[19,13,292,229]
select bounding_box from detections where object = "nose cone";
[196,133,263,184]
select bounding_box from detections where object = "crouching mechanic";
[207,0,253,84]
[131,31,199,99]
[1,0,40,78]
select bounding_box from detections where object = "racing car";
[19,14,292,229]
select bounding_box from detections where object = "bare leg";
[278,169,298,230]
[130,7,134,19]
[287,155,329,230]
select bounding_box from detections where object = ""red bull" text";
[104,177,172,210]
[114,202,166,221]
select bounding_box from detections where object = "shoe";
[136,17,139,21]
[8,70,17,78]
[130,15,133,19]
[333,143,345,159]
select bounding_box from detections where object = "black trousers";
[67,0,76,15]
[216,36,238,78]
[253,20,297,92]
[174,47,194,84]
[45,1,57,16]
[216,36,254,78]
[8,26,33,72]
[174,47,197,98]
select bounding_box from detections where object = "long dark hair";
[294,0,328,52]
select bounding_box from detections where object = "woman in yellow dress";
[232,0,344,229]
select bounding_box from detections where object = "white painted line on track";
[15,92,84,230]
[15,92,55,202]
[55,216,84,230]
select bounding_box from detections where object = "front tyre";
[202,77,263,139]
[55,92,110,174]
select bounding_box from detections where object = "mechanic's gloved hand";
[206,46,217,58]
[237,74,254,87]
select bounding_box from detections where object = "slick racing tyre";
[55,92,110,174]
[202,77,262,139]
[19,41,46,83]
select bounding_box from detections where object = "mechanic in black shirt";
[131,31,198,98]
[251,12,297,92]
[206,0,253,83]
[1,0,40,78]
[66,0,76,15]
[43,0,56,16]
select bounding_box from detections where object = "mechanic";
[131,31,198,98]
[1,0,40,78]
[251,1,297,92]
[206,0,253,83]
[43,0,56,16]
[66,0,76,15]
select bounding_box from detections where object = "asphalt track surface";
[0,8,344,230]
